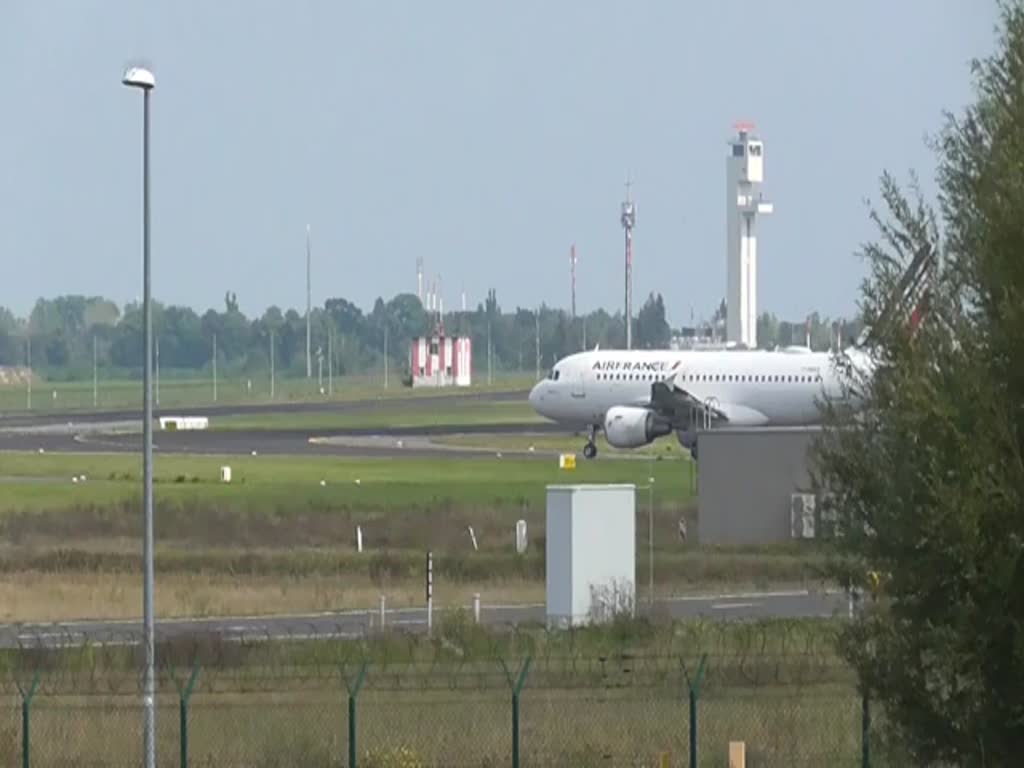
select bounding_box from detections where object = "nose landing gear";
[582,424,598,459]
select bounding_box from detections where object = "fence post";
[18,670,41,768]
[501,656,532,768]
[345,662,369,768]
[683,654,707,768]
[862,692,870,768]
[178,663,201,768]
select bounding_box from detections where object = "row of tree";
[0,289,855,380]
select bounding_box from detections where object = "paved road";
[0,389,530,428]
[0,590,851,648]
[0,421,572,457]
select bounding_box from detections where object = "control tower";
[726,124,773,348]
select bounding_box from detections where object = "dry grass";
[0,685,877,767]
[0,571,545,623]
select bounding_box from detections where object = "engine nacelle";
[604,406,672,448]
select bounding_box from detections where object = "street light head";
[122,66,155,90]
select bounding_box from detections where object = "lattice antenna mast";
[621,177,637,349]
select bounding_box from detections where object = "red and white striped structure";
[410,334,472,388]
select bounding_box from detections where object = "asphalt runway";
[0,590,851,648]
[0,421,572,457]
[0,388,576,458]
[0,389,529,428]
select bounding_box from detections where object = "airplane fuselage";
[528,346,863,433]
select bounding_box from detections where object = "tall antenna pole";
[155,337,160,406]
[306,224,312,379]
[570,243,578,319]
[534,309,540,381]
[270,329,275,399]
[26,333,31,410]
[621,177,636,350]
[212,333,218,402]
[417,257,424,302]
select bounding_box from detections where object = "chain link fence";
[1,651,913,767]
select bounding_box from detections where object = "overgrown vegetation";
[813,3,1024,763]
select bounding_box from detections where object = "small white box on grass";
[545,484,636,628]
[220,466,232,483]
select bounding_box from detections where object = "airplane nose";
[528,382,544,411]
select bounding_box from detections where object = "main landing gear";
[582,425,598,459]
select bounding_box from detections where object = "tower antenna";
[620,176,636,349]
[725,123,773,348]
[305,224,312,378]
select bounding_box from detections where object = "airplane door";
[571,370,585,398]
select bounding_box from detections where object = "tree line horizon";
[0,289,861,381]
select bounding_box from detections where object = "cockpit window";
[547,368,560,381]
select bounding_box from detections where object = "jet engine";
[604,406,672,448]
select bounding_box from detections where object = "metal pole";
[378,594,386,630]
[384,323,389,389]
[306,224,312,379]
[426,550,433,636]
[270,329,275,399]
[26,335,31,410]
[155,336,160,407]
[92,335,98,408]
[141,85,157,768]
[649,465,654,610]
[328,331,333,396]
[534,311,540,380]
[487,319,492,386]
[473,593,481,624]
[212,334,217,402]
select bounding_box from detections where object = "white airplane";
[527,343,877,460]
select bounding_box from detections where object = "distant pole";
[384,323,389,389]
[305,224,312,379]
[534,310,540,381]
[92,335,98,408]
[269,329,275,399]
[212,334,217,402]
[570,243,577,319]
[621,177,636,350]
[155,337,160,406]
[25,334,31,410]
[648,458,655,610]
[317,348,323,393]
[426,550,433,637]
[328,331,333,396]
[487,319,492,386]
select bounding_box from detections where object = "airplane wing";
[648,379,770,428]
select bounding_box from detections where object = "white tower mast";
[620,178,636,350]
[726,123,773,348]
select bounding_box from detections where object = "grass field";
[0,371,535,414]
[0,618,901,767]
[0,451,833,622]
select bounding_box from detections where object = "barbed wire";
[0,609,849,695]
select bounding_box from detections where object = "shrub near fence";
[2,652,911,768]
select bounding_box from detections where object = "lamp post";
[122,64,156,768]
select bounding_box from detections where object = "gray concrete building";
[696,426,828,546]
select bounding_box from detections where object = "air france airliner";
[527,344,876,459]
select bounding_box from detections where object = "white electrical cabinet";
[545,484,636,628]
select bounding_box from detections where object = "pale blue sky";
[0,1,998,326]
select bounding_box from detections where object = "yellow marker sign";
[559,453,576,470]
